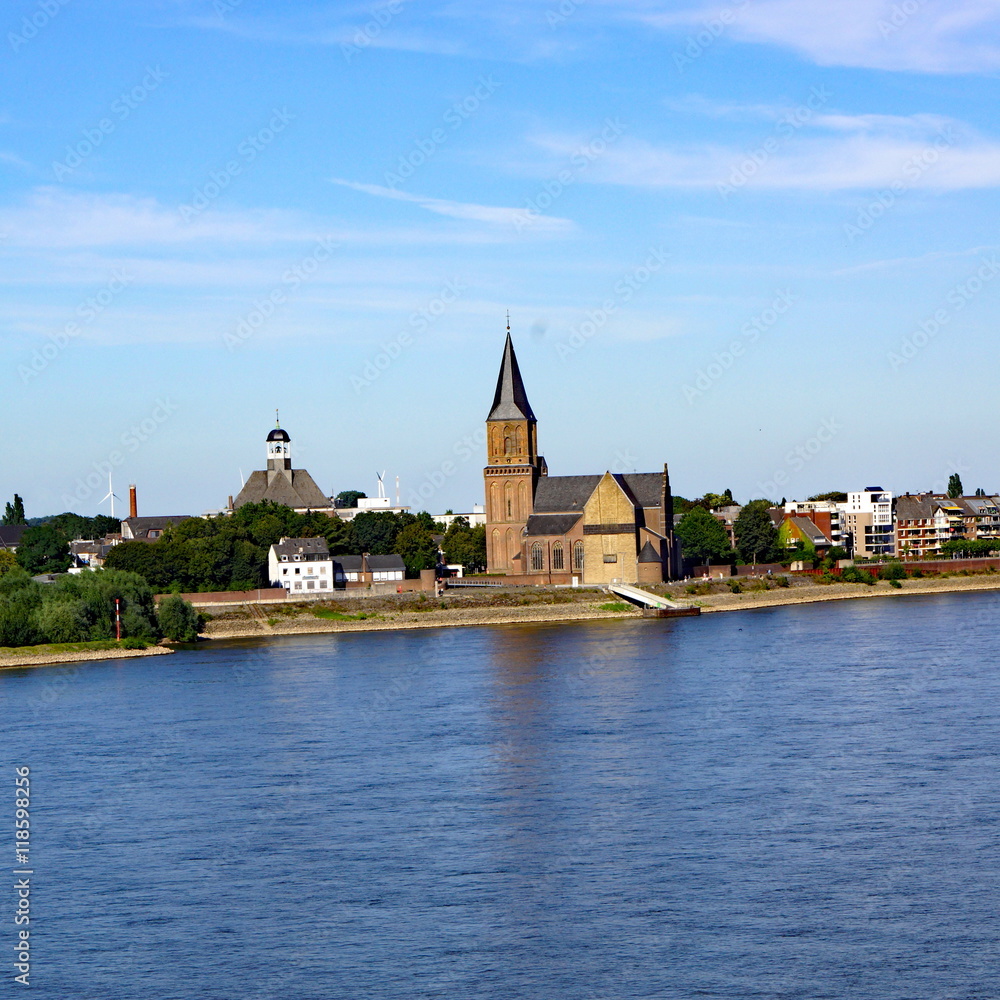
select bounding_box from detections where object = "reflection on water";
[4,592,1000,999]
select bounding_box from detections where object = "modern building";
[268,536,335,594]
[483,331,679,585]
[841,487,894,558]
[232,420,335,513]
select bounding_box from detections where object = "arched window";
[552,542,564,571]
[489,482,499,519]
[573,540,585,571]
[503,424,513,455]
[506,528,516,562]
[531,543,544,571]
[518,481,528,520]
[491,426,501,458]
[504,481,513,520]
[515,426,523,454]
[491,528,500,566]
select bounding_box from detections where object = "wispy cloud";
[529,113,1000,192]
[641,0,1000,74]
[330,178,575,233]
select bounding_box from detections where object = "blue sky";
[4,0,1000,517]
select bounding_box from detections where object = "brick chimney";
[129,484,137,519]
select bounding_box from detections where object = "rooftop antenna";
[396,475,400,506]
[100,471,120,519]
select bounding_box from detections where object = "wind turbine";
[376,471,387,501]
[101,472,121,519]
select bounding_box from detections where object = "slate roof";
[487,333,536,422]
[233,470,331,510]
[272,536,330,558]
[532,475,601,512]
[0,524,26,549]
[266,426,290,442]
[788,516,831,546]
[335,554,405,573]
[122,515,196,539]
[638,540,662,563]
[524,513,582,536]
[895,496,937,521]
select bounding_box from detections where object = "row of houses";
[706,487,1000,561]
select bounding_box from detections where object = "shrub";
[880,562,906,581]
[34,600,91,644]
[119,636,149,649]
[889,579,903,589]
[728,581,743,594]
[156,594,201,642]
[773,575,790,588]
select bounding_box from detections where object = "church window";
[515,427,523,454]
[552,542,564,570]
[531,543,544,571]
[573,541,585,571]
[507,500,512,517]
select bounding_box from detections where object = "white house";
[269,536,334,595]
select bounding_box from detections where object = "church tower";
[266,413,292,484]
[484,327,545,573]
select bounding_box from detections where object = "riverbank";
[0,644,173,670]
[199,573,1000,640]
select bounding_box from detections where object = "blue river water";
[3,590,1000,999]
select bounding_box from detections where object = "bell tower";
[484,323,545,573]
[266,411,292,483]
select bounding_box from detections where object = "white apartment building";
[840,487,894,558]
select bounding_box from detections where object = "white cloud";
[530,113,1000,192]
[643,0,1000,73]
[330,178,575,233]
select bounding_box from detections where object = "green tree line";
[0,567,199,647]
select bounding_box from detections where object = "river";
[3,591,999,998]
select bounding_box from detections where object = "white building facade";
[840,488,894,558]
[268,537,334,595]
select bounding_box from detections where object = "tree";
[2,494,26,526]
[975,487,987,497]
[947,474,964,498]
[733,500,780,566]
[394,522,438,576]
[349,511,400,555]
[807,491,848,503]
[0,550,17,576]
[675,507,732,567]
[15,525,71,575]
[335,490,366,509]
[157,594,201,641]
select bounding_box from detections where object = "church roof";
[532,475,601,512]
[233,470,331,510]
[487,332,536,422]
[638,540,662,563]
[619,473,665,509]
[525,513,582,536]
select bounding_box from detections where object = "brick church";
[484,331,681,585]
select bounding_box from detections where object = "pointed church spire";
[488,328,536,422]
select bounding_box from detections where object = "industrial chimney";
[129,484,137,519]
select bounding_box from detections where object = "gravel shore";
[0,645,174,671]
